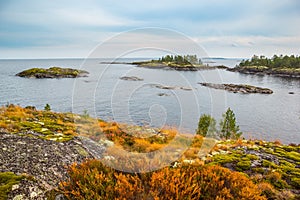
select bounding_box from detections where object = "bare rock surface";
[0,132,105,199]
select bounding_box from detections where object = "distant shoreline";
[100,61,229,71]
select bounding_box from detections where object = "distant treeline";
[154,54,202,65]
[239,55,300,68]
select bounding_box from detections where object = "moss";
[210,152,242,165]
[266,147,300,162]
[0,105,77,142]
[246,154,259,160]
[282,145,300,152]
[252,167,266,174]
[285,151,300,162]
[280,165,300,174]
[236,161,251,171]
[262,160,278,168]
[291,178,300,189]
[279,160,296,168]
[0,172,25,199]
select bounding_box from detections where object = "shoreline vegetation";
[101,54,229,71]
[229,54,300,78]
[16,67,89,78]
[0,105,299,199]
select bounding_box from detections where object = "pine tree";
[44,103,51,111]
[196,114,216,137]
[219,108,242,139]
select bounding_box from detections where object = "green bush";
[44,103,51,111]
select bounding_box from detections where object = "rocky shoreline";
[227,66,300,78]
[16,67,89,79]
[199,83,273,94]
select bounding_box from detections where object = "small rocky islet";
[199,83,273,94]
[16,67,89,79]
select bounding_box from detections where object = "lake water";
[0,58,299,144]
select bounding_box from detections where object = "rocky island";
[228,55,300,78]
[199,83,273,94]
[132,54,228,71]
[16,67,89,78]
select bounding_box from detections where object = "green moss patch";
[206,140,300,194]
[0,104,77,142]
[0,172,25,199]
[236,161,251,171]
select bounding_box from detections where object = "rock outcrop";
[199,83,273,94]
[0,132,105,199]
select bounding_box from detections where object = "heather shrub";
[60,159,267,200]
[60,160,116,200]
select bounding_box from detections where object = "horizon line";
[0,56,246,60]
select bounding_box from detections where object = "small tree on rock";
[219,108,242,139]
[196,114,216,137]
[44,104,51,111]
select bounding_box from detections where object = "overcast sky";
[0,0,299,59]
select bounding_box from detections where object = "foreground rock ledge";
[16,67,89,78]
[0,132,105,199]
[199,83,273,94]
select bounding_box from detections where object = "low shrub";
[60,159,267,200]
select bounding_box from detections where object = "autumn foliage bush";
[60,159,267,200]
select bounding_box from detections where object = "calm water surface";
[0,58,299,144]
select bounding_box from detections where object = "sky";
[0,0,299,59]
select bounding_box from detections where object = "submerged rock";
[119,76,144,81]
[151,84,193,91]
[157,93,169,96]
